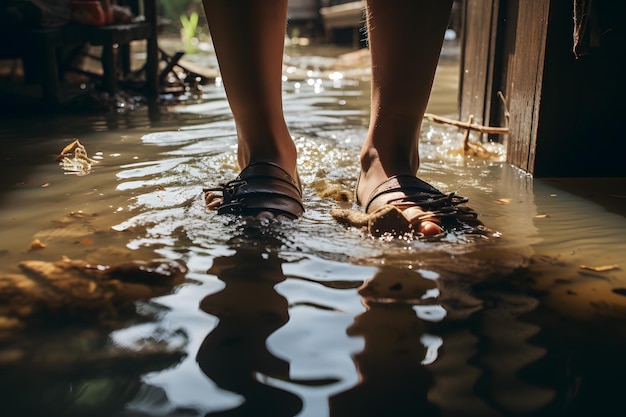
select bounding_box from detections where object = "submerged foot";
[204,162,304,222]
[335,171,481,238]
[356,171,444,236]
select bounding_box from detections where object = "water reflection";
[1,43,625,417]
[0,325,185,417]
[330,269,439,417]
[198,242,303,416]
[195,238,442,417]
[191,238,564,417]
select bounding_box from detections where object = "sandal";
[203,162,305,219]
[358,174,481,233]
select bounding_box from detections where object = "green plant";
[180,11,199,53]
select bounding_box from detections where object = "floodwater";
[0,40,625,417]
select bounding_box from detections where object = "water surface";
[0,42,625,417]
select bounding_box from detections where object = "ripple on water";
[1,52,625,417]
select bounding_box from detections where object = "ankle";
[359,146,417,178]
[238,135,298,177]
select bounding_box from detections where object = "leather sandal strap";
[364,175,478,225]
[364,175,445,213]
[206,162,304,219]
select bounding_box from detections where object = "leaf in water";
[57,139,81,160]
[58,139,97,176]
[497,198,512,204]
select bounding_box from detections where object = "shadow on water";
[0,42,625,417]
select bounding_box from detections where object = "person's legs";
[358,0,454,235]
[201,0,297,178]
[202,1,305,220]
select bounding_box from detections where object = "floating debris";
[57,139,97,176]
[332,204,490,240]
[424,112,508,160]
[579,264,620,272]
[318,185,350,202]
[29,239,46,250]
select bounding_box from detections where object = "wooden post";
[144,0,159,101]
[503,0,550,174]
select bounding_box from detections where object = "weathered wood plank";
[458,0,498,126]
[505,0,550,173]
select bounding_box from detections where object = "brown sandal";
[203,162,304,219]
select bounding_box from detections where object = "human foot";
[204,162,304,221]
[355,172,480,237]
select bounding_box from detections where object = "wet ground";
[0,39,625,417]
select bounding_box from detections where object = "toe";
[403,206,443,236]
[419,220,443,236]
[205,192,222,209]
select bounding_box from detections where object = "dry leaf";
[579,264,620,272]
[58,139,97,176]
[57,139,82,160]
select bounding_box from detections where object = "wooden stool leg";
[101,43,117,93]
[120,43,131,76]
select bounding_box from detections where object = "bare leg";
[201,1,304,220]
[358,0,453,235]
[201,0,296,178]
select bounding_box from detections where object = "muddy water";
[0,42,625,417]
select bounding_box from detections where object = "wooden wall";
[458,0,500,128]
[459,0,626,177]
